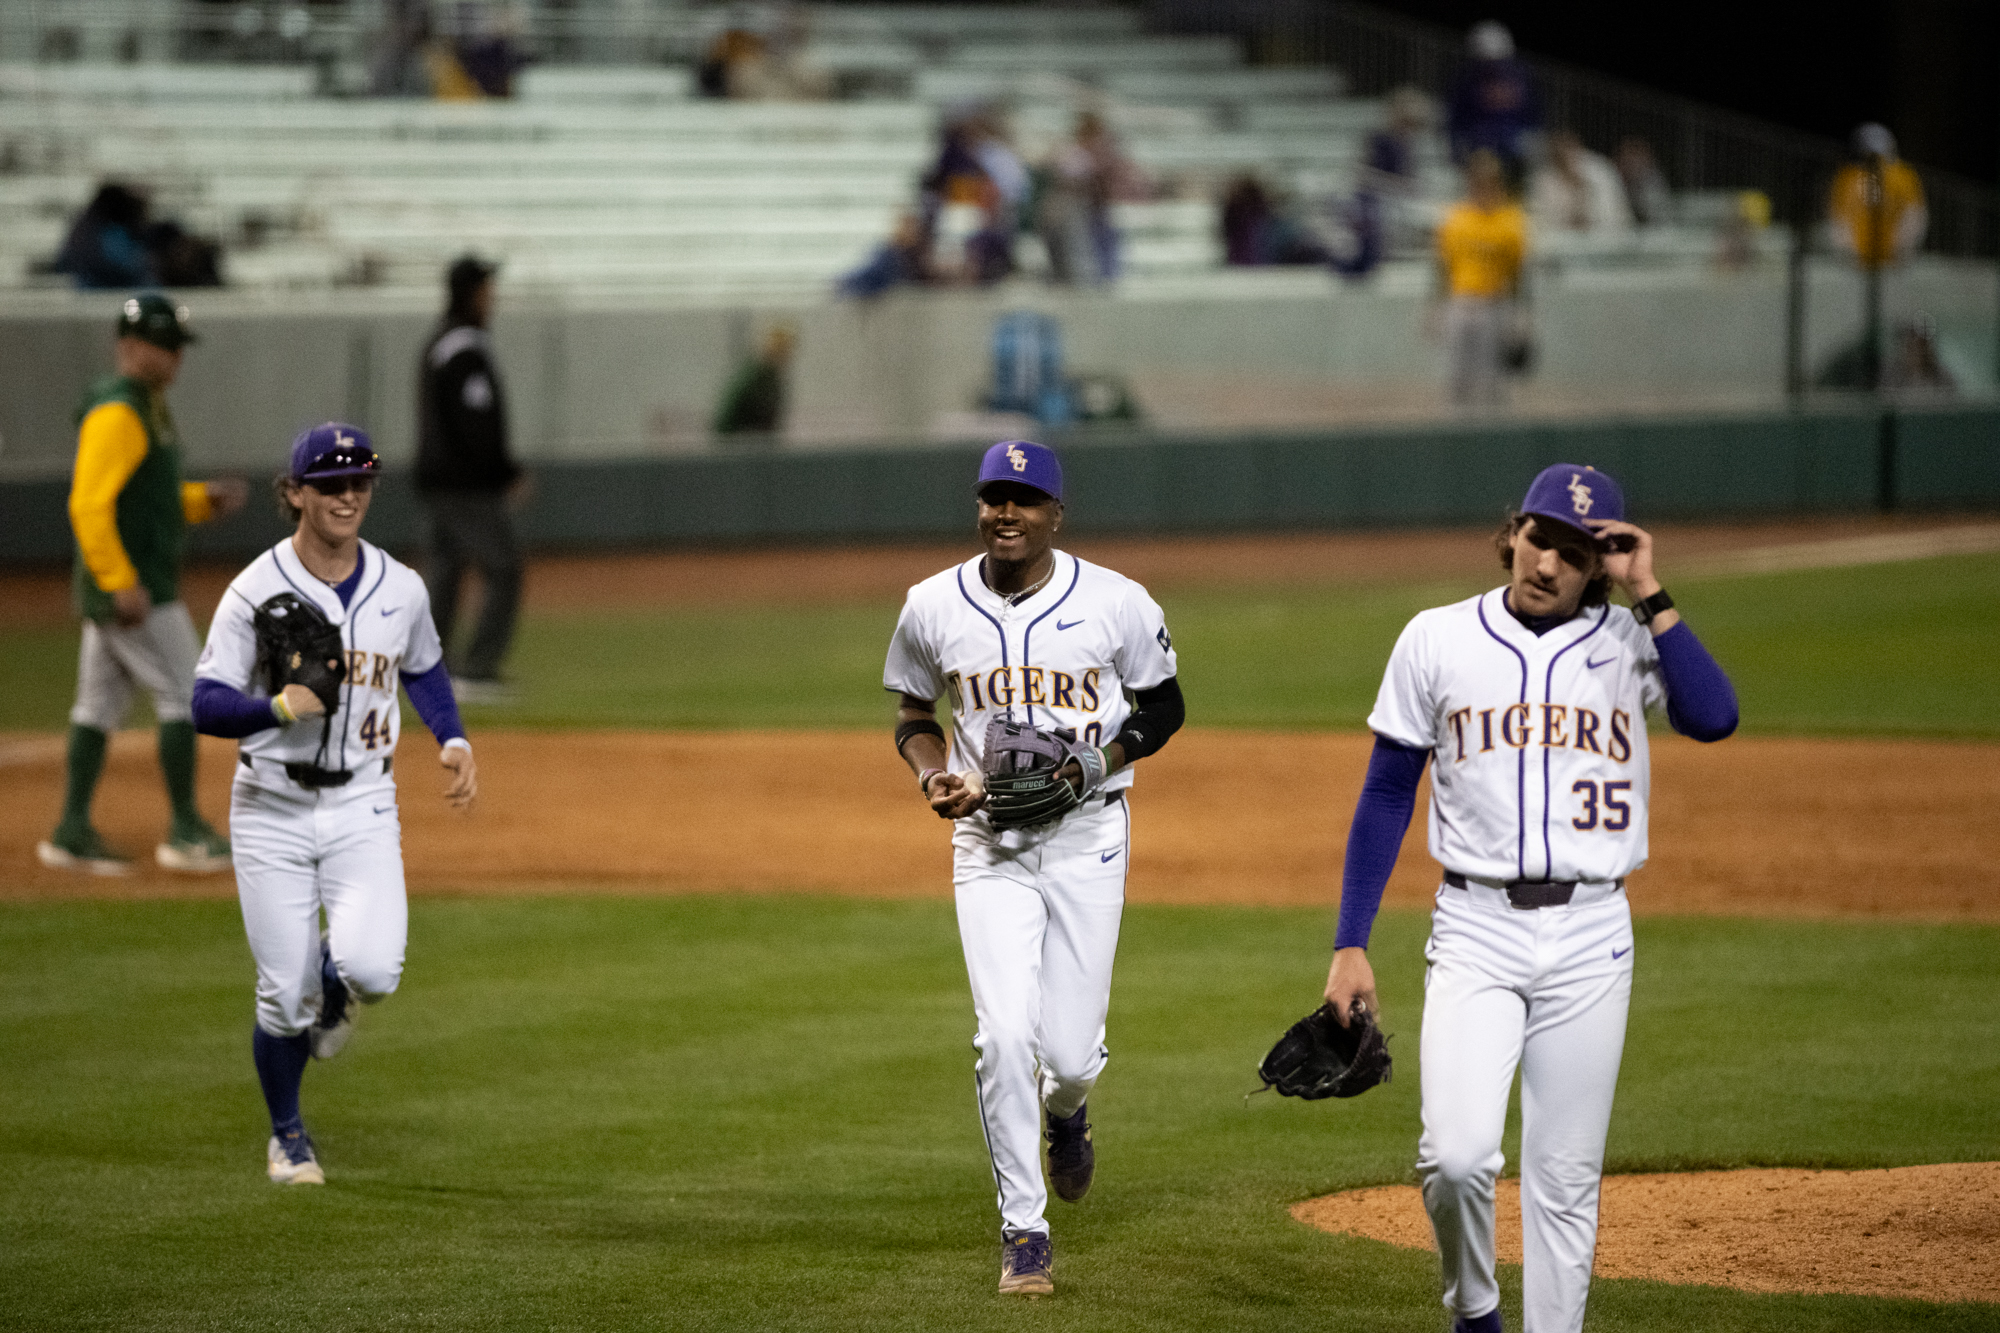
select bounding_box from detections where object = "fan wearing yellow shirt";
[1828,123,1926,270]
[1434,150,1529,406]
[38,295,248,877]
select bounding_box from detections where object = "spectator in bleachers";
[838,212,937,299]
[1530,131,1631,237]
[1433,150,1529,406]
[49,183,227,291]
[714,326,797,437]
[1446,21,1541,186]
[1829,123,1927,269]
[454,9,530,99]
[52,184,155,290]
[1713,190,1772,269]
[1362,87,1433,195]
[1036,112,1141,286]
[1218,174,1334,268]
[922,106,1026,285]
[416,255,526,703]
[1615,136,1672,227]
[368,0,433,96]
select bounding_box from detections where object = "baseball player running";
[1321,464,1737,1333]
[884,440,1185,1296]
[191,424,476,1185]
[39,294,247,876]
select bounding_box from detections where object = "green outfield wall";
[1,406,1993,566]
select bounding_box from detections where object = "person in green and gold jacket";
[38,294,248,876]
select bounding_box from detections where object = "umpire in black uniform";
[417,254,525,702]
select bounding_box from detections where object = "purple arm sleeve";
[191,677,280,740]
[400,662,466,745]
[1334,735,1431,950]
[1654,621,1739,742]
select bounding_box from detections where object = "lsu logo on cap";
[1567,472,1594,517]
[1006,444,1027,473]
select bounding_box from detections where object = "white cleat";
[36,839,132,877]
[267,1133,325,1185]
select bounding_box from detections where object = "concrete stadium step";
[940,36,1244,73]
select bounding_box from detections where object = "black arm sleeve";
[1112,676,1185,762]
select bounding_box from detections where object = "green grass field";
[5,544,1996,1329]
[2,898,1996,1332]
[6,553,1996,736]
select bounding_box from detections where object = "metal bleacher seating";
[0,3,1739,304]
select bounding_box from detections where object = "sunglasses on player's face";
[305,475,375,497]
[300,446,380,496]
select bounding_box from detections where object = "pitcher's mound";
[1292,1163,2000,1304]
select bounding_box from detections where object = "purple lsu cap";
[289,422,381,480]
[1522,463,1623,534]
[976,439,1062,501]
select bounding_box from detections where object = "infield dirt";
[3,727,1996,919]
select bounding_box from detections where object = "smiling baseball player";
[191,423,475,1185]
[885,440,1185,1296]
[1321,464,1738,1333]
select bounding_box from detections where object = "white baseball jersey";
[883,550,1177,792]
[197,538,444,779]
[1369,587,1666,884]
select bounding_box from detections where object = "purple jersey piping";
[1475,592,1532,880]
[955,562,1010,720]
[1020,554,1082,731]
[1539,605,1609,880]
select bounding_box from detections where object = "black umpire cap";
[447,253,499,306]
[116,293,197,350]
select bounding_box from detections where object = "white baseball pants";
[953,792,1131,1239]
[1417,879,1633,1333]
[69,600,200,730]
[230,770,408,1037]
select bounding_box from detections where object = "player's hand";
[1324,947,1378,1028]
[204,476,249,519]
[280,683,327,720]
[926,769,986,820]
[111,584,151,627]
[1586,519,1656,595]
[440,744,477,810]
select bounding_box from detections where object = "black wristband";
[893,717,946,755]
[1631,588,1674,626]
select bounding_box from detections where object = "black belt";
[1444,870,1622,909]
[241,754,391,788]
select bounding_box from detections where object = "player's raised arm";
[1587,519,1739,742]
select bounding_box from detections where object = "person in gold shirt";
[38,295,247,876]
[1828,123,1926,270]
[1433,150,1529,406]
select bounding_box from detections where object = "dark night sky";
[1360,0,1998,182]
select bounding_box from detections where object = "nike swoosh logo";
[380,606,396,617]
[1612,946,1630,959]
[1057,619,1085,631]
[373,805,393,815]
[1586,654,1616,670]
[1100,849,1121,863]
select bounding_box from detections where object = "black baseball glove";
[1258,1001,1393,1100]
[253,592,346,715]
[981,716,1109,831]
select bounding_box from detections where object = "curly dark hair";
[1494,511,1611,607]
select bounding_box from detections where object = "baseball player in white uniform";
[192,423,477,1185]
[1322,463,1738,1333]
[885,440,1185,1296]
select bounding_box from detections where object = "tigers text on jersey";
[1369,588,1667,885]
[197,539,443,776]
[884,551,1176,793]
